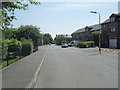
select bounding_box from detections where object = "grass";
[0,56,23,70]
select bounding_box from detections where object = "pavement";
[2,45,118,88]
[101,47,120,53]
[2,46,47,88]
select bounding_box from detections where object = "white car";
[61,43,68,48]
[68,40,81,47]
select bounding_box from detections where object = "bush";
[77,41,94,48]
[77,42,87,48]
[2,39,22,60]
[21,39,33,56]
[85,41,94,47]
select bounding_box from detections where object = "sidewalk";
[95,47,120,53]
[101,48,120,53]
[2,46,46,88]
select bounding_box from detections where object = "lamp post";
[90,11,101,54]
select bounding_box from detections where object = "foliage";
[2,38,22,60]
[43,33,53,45]
[54,35,66,45]
[1,1,40,29]
[92,31,99,46]
[17,25,42,49]
[77,41,94,48]
[2,28,19,39]
[21,39,33,56]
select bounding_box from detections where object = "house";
[71,24,100,41]
[71,28,85,41]
[101,13,120,49]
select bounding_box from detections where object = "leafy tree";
[2,28,18,39]
[92,31,99,46]
[1,1,40,29]
[54,35,65,45]
[17,25,42,51]
[43,33,53,45]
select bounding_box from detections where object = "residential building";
[71,24,99,41]
[101,13,120,49]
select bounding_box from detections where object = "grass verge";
[0,56,23,70]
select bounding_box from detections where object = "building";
[71,24,99,41]
[101,13,120,49]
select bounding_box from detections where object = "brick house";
[71,24,99,41]
[101,13,120,49]
[71,28,85,41]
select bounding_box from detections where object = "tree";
[1,1,40,29]
[92,31,99,46]
[43,33,53,45]
[17,25,42,51]
[54,35,65,45]
[2,28,18,39]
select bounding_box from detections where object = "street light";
[90,11,101,54]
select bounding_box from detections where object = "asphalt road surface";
[34,45,118,88]
[2,45,118,88]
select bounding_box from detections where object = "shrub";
[2,39,22,60]
[21,39,33,56]
[77,41,94,48]
[85,41,94,48]
[77,42,87,48]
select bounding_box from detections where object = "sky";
[12,1,119,38]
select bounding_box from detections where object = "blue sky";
[12,1,119,38]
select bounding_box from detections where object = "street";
[2,45,118,88]
[34,45,118,88]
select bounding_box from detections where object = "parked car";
[61,42,68,48]
[68,40,81,47]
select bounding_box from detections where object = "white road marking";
[26,47,48,89]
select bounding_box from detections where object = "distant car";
[61,43,68,48]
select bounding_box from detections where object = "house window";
[110,28,116,32]
[110,17,115,22]
[103,25,106,28]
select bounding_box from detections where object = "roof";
[101,19,110,24]
[72,28,85,34]
[101,13,120,24]
[111,13,120,17]
[88,24,100,31]
[72,24,99,34]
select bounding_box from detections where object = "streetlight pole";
[90,11,101,54]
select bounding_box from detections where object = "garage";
[109,38,117,48]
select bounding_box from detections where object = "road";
[2,45,118,88]
[34,45,118,88]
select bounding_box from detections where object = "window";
[110,28,116,32]
[103,25,106,28]
[85,28,89,32]
[110,17,115,22]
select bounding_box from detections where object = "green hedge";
[2,39,22,60]
[77,41,94,48]
[21,39,33,56]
